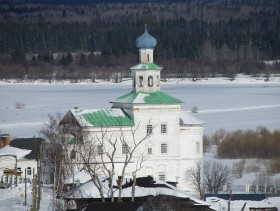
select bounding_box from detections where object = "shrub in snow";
[14,101,25,109]
[191,106,199,113]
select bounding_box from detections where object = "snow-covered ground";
[0,183,53,211]
[0,75,280,210]
[0,75,279,138]
[206,196,280,211]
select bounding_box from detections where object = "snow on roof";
[64,175,210,207]
[113,91,183,104]
[206,196,280,210]
[133,93,149,103]
[65,169,92,184]
[0,145,31,159]
[180,111,205,125]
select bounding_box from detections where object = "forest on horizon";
[0,0,280,80]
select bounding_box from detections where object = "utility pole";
[24,168,27,206]
[227,190,232,211]
[36,139,42,210]
[15,155,18,187]
[31,168,37,211]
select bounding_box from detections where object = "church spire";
[131,25,162,93]
[135,24,157,63]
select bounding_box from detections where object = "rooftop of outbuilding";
[10,138,44,159]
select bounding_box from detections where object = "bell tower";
[131,25,162,93]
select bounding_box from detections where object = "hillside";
[0,0,280,79]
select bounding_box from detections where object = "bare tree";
[131,154,147,202]
[203,160,232,194]
[185,160,232,197]
[117,123,150,202]
[185,160,205,199]
[40,113,73,193]
[40,113,73,210]
[73,122,151,202]
[253,171,272,193]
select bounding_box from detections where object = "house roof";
[68,108,134,127]
[205,194,280,210]
[63,175,210,208]
[65,169,91,184]
[0,145,31,159]
[84,201,143,211]
[10,138,44,159]
[180,111,205,126]
[112,91,183,104]
[130,63,162,70]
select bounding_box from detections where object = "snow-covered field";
[0,76,279,138]
[0,76,280,210]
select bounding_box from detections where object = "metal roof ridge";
[112,91,183,104]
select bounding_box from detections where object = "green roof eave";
[113,91,183,104]
[130,63,162,70]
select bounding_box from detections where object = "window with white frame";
[159,174,166,181]
[122,144,129,154]
[97,145,104,155]
[148,147,152,155]
[161,143,168,154]
[27,167,32,175]
[147,124,153,135]
[161,124,167,134]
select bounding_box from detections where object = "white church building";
[61,25,204,193]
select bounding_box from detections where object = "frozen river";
[0,82,280,138]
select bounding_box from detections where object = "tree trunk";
[131,173,136,202]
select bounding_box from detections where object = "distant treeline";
[1,1,279,60]
[0,0,277,6]
[214,127,280,159]
[0,0,280,78]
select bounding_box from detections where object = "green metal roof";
[114,91,183,104]
[80,109,134,127]
[130,63,162,70]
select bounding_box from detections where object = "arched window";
[156,75,160,86]
[139,76,143,87]
[148,76,153,87]
[133,76,136,87]
[147,54,150,62]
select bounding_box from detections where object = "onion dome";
[136,24,157,49]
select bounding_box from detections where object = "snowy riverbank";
[0,74,280,85]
